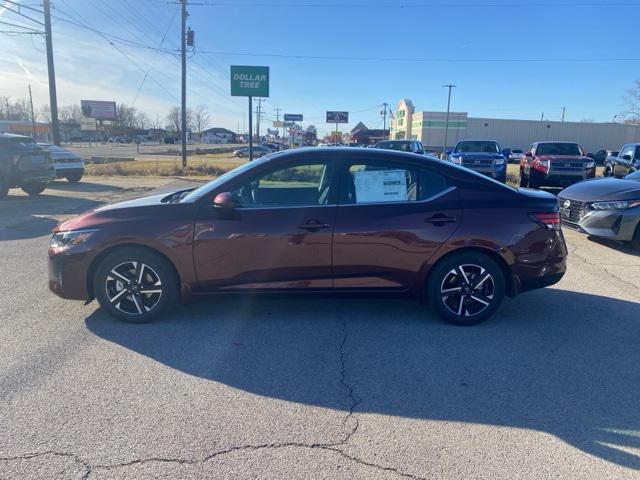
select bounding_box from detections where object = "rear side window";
[342,160,448,204]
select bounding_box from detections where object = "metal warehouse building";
[389,99,640,154]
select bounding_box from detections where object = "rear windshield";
[375,141,412,152]
[536,143,582,156]
[454,141,499,153]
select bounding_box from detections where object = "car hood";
[56,190,183,231]
[559,177,640,201]
[537,155,586,162]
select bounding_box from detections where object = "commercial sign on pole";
[80,100,116,120]
[80,117,97,131]
[230,65,270,97]
[284,113,303,122]
[273,120,285,128]
[326,111,349,123]
[230,65,270,162]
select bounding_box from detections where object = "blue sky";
[2,0,639,135]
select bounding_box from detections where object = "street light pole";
[180,0,188,167]
[43,0,60,145]
[442,84,456,159]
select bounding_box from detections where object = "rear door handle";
[298,221,330,231]
[424,214,457,225]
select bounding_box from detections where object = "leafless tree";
[38,104,51,123]
[623,79,640,121]
[193,104,210,135]
[165,105,193,135]
[0,97,31,121]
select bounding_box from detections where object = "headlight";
[450,155,462,165]
[494,157,505,165]
[50,229,98,248]
[585,161,595,168]
[590,200,640,210]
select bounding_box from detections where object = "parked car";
[39,143,85,183]
[373,140,425,155]
[592,149,618,166]
[48,147,567,326]
[558,170,640,249]
[0,133,55,199]
[233,145,272,158]
[448,140,508,183]
[509,149,524,163]
[519,142,596,189]
[603,144,640,178]
[260,143,280,152]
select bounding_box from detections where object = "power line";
[194,50,640,63]
[1,0,43,13]
[0,3,45,25]
[189,1,640,7]
[0,19,42,32]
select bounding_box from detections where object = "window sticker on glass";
[353,169,408,203]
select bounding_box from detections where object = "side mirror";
[213,192,237,210]
[622,154,632,161]
[525,152,533,158]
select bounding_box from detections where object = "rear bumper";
[55,167,85,178]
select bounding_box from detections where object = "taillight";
[530,212,560,231]
[533,159,550,174]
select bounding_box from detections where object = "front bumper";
[560,206,640,241]
[463,165,507,182]
[532,169,595,187]
[48,246,92,300]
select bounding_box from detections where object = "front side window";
[230,162,334,207]
[342,161,448,205]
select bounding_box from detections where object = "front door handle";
[424,214,457,225]
[298,220,330,231]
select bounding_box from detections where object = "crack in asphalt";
[0,309,428,480]
[568,243,640,294]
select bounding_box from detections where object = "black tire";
[519,169,528,187]
[631,224,640,251]
[94,247,178,323]
[603,167,612,177]
[427,251,506,326]
[65,173,83,183]
[0,176,8,200]
[21,182,48,196]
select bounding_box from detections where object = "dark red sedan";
[48,148,567,325]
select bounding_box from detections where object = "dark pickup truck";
[603,143,640,178]
[0,133,55,199]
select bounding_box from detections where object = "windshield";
[180,157,268,202]
[454,141,499,153]
[375,141,412,152]
[536,143,583,156]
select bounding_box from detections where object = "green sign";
[230,65,269,97]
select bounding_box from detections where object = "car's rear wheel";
[0,176,8,200]
[21,182,47,196]
[65,173,83,183]
[94,247,178,323]
[631,224,640,251]
[427,251,505,326]
[519,169,528,187]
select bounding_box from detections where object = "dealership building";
[389,99,640,154]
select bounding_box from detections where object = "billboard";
[284,113,303,122]
[326,111,348,123]
[273,120,285,128]
[230,65,270,97]
[80,100,116,120]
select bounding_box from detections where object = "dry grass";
[85,155,244,178]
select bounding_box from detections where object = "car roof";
[534,141,579,144]
[0,133,32,140]
[456,139,499,142]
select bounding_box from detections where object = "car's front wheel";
[427,251,505,326]
[94,247,178,323]
[21,182,48,196]
[603,166,612,177]
[65,173,83,183]
[519,169,528,187]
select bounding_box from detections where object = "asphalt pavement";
[0,177,639,479]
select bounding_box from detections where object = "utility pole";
[442,84,456,159]
[28,85,36,138]
[180,0,188,167]
[561,106,566,122]
[541,112,545,121]
[274,107,282,139]
[43,0,60,145]
[255,98,265,143]
[381,102,389,139]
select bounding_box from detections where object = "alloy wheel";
[105,261,163,315]
[440,264,495,317]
